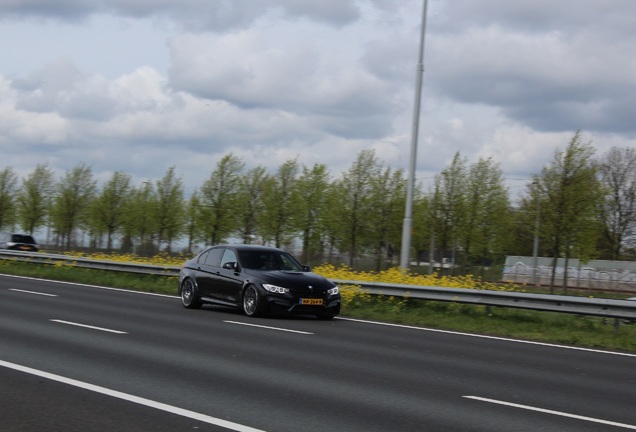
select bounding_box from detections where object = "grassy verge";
[0,261,177,294]
[344,295,636,352]
[2,260,635,353]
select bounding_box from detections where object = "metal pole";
[400,0,429,270]
[532,195,541,286]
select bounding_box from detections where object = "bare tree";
[595,146,636,260]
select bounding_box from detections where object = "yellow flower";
[59,253,523,294]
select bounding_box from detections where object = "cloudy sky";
[1,0,635,198]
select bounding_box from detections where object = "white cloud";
[167,25,397,122]
[428,2,636,134]
[0,0,634,195]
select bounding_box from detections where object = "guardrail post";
[614,318,620,334]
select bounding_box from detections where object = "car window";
[238,251,261,269]
[238,251,303,271]
[197,250,209,264]
[279,253,302,271]
[205,248,223,266]
[11,234,36,244]
[220,249,237,267]
[237,251,274,269]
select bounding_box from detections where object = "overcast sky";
[1,0,635,198]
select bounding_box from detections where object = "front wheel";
[242,285,262,317]
[317,312,336,320]
[181,278,202,309]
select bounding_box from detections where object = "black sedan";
[178,244,341,319]
[0,232,39,252]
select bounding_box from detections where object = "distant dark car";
[178,244,341,319]
[0,232,39,252]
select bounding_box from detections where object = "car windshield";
[238,251,303,271]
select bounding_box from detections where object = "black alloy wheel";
[181,278,202,309]
[242,285,261,317]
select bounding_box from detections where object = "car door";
[195,247,223,299]
[216,248,245,303]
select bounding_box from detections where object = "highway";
[1,273,635,431]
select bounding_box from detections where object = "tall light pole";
[400,0,429,270]
[532,186,541,286]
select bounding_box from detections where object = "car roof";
[209,244,285,253]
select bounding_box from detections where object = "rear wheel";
[242,285,262,317]
[181,278,202,309]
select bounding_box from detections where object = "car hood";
[244,269,336,290]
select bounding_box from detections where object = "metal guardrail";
[0,250,181,276]
[2,250,636,321]
[331,279,636,320]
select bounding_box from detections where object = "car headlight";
[327,286,339,295]
[262,284,289,294]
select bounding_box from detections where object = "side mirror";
[222,262,238,270]
[302,265,311,272]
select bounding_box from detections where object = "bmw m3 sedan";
[178,244,341,319]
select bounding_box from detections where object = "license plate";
[299,298,323,305]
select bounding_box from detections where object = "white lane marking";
[0,359,266,432]
[3,274,633,357]
[337,317,636,358]
[50,319,128,334]
[464,396,636,430]
[9,288,58,297]
[0,274,175,298]
[224,320,313,335]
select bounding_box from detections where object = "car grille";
[290,287,324,298]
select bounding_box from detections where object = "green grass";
[0,260,177,294]
[345,297,636,352]
[2,260,635,353]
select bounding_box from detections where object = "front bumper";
[8,244,38,252]
[264,294,341,316]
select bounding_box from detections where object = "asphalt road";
[1,273,635,432]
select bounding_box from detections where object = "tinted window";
[278,253,302,271]
[238,251,303,271]
[220,249,237,267]
[11,234,36,244]
[206,248,223,266]
[197,250,209,264]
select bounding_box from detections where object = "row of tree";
[0,133,635,273]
